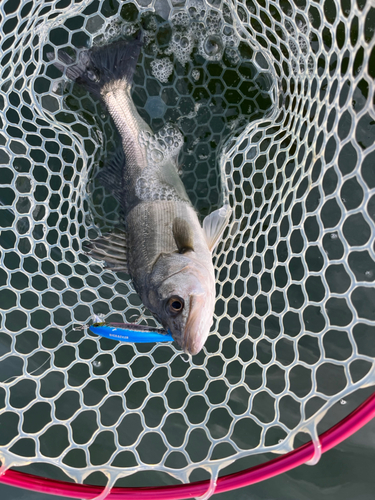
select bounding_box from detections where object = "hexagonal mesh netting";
[0,0,375,494]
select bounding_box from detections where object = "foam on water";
[150,57,174,83]
[163,0,241,65]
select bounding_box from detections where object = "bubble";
[204,35,222,57]
[289,40,299,57]
[340,399,347,405]
[150,149,164,162]
[308,56,314,73]
[92,360,101,368]
[137,177,147,190]
[171,11,190,28]
[330,233,338,239]
[166,24,194,65]
[196,21,205,33]
[227,44,240,63]
[285,20,296,37]
[299,36,308,55]
[192,69,200,81]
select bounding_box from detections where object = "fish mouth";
[182,293,208,355]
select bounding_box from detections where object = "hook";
[128,309,147,324]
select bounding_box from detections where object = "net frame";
[0,0,375,496]
[0,391,374,498]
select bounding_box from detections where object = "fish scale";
[126,201,210,280]
[102,85,150,171]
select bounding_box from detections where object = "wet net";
[0,0,375,496]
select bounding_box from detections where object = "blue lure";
[89,322,174,343]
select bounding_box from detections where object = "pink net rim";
[1,390,375,499]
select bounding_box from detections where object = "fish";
[50,33,230,355]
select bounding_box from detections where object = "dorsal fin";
[172,217,194,253]
[203,204,231,252]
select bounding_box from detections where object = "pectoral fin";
[203,204,231,252]
[86,230,128,272]
[172,217,194,253]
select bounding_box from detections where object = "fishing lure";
[89,322,174,343]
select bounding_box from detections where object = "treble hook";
[180,352,192,363]
[72,323,89,332]
[129,309,147,324]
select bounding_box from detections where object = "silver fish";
[51,35,230,355]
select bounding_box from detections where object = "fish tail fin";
[48,33,143,98]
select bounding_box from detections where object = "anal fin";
[96,149,125,204]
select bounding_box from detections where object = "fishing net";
[0,0,375,497]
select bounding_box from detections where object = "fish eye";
[167,296,184,315]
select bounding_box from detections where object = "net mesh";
[0,0,375,491]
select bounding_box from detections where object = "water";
[3,388,374,499]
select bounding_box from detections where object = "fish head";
[145,253,215,355]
